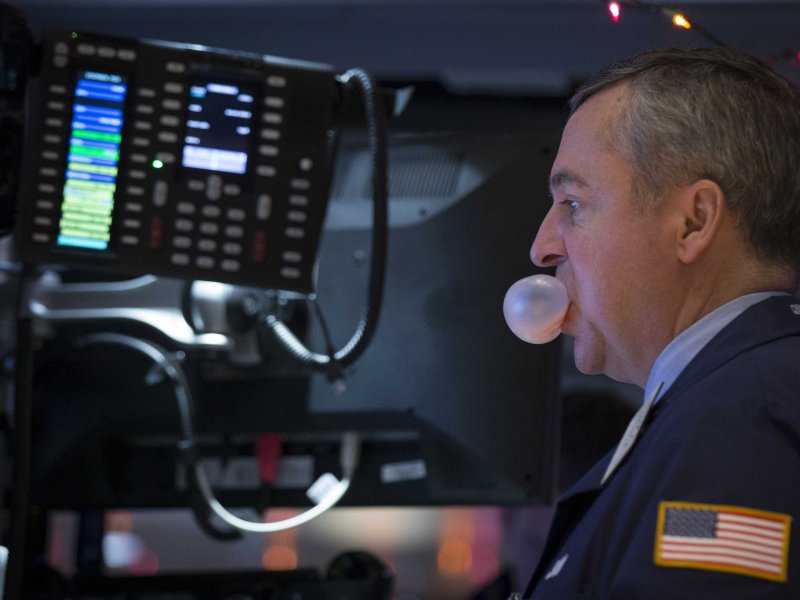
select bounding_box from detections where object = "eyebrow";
[549,170,590,191]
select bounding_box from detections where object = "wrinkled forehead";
[549,86,632,183]
[572,83,631,146]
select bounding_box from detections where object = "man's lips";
[559,301,575,335]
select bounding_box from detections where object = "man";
[519,47,800,598]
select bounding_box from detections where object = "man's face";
[531,85,679,386]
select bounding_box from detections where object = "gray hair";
[571,47,800,271]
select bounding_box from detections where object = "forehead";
[550,85,633,194]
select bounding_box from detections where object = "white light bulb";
[503,274,569,344]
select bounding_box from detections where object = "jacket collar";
[560,295,800,503]
[653,294,800,413]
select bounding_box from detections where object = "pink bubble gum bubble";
[503,274,569,344]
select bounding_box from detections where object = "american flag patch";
[654,501,792,582]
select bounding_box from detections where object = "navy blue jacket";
[524,295,800,599]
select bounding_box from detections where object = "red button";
[149,216,163,249]
[252,229,267,263]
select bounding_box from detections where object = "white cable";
[194,471,350,532]
[191,432,361,533]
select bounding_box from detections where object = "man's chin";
[571,338,604,376]
[574,361,603,376]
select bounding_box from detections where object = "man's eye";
[563,199,579,212]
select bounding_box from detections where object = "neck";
[671,259,796,340]
[625,258,796,389]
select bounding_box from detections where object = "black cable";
[262,68,389,372]
[5,318,32,600]
[309,295,337,359]
[5,267,34,600]
[331,69,388,365]
[309,295,345,384]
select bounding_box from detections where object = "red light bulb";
[608,2,621,23]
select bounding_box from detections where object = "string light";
[608,2,621,23]
[671,12,692,30]
[597,1,798,70]
[598,1,716,41]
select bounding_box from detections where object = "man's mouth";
[560,300,575,335]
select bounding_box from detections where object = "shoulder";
[602,335,800,597]
[641,333,800,507]
[662,296,800,427]
[673,332,800,424]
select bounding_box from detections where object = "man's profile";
[520,46,800,599]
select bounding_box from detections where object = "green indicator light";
[71,32,78,39]
[67,162,118,176]
[69,146,120,161]
[152,159,164,169]
[73,130,122,144]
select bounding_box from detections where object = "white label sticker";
[306,472,340,504]
[274,455,315,489]
[380,460,427,483]
[175,457,258,490]
[175,455,314,490]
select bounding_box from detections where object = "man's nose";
[530,209,566,268]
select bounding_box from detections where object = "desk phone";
[18,29,341,293]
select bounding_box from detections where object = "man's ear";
[676,179,725,265]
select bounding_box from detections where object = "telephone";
[18,28,346,293]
